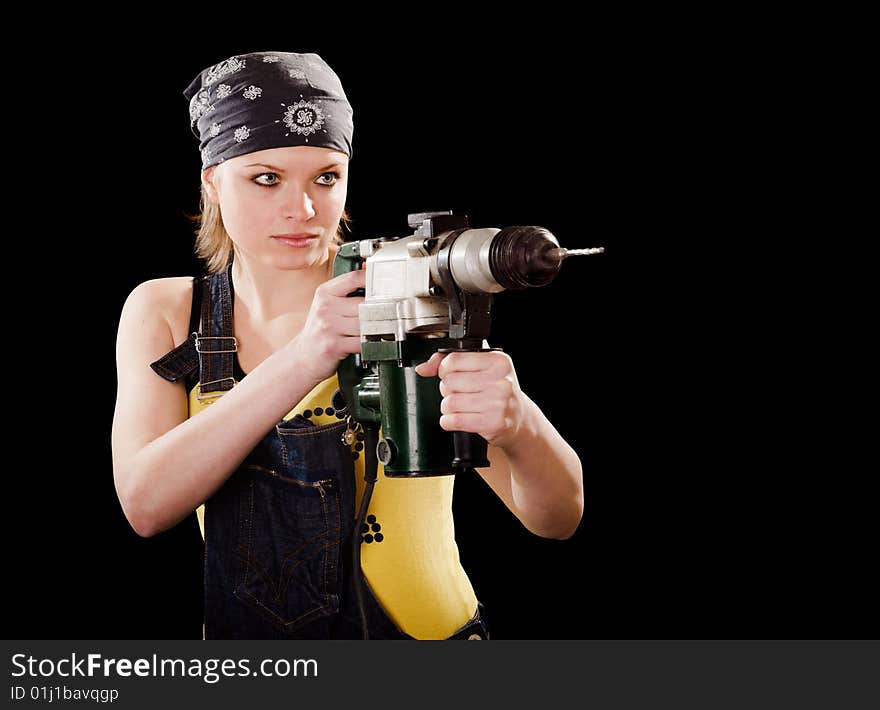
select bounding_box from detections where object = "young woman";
[111,50,584,640]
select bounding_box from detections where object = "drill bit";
[561,247,605,257]
[548,246,606,260]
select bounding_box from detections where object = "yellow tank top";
[189,376,478,640]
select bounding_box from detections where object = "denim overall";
[150,260,490,640]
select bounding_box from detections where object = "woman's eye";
[253,173,279,186]
[317,171,340,186]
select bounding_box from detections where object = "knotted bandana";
[183,51,354,170]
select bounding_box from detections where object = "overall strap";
[149,259,238,403]
[149,277,203,384]
[195,259,238,402]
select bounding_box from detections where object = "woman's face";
[204,145,348,269]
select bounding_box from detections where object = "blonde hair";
[184,182,353,274]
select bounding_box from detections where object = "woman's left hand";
[414,349,528,450]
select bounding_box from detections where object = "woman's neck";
[230,247,335,325]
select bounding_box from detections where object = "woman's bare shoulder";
[124,276,197,348]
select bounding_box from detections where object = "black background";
[8,20,873,641]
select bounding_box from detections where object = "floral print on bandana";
[278,99,326,138]
[204,57,246,86]
[189,88,214,126]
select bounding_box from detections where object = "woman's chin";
[271,243,333,270]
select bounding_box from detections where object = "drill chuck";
[488,225,564,289]
[444,224,591,294]
[486,226,604,288]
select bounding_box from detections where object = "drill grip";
[452,431,490,470]
[438,344,502,471]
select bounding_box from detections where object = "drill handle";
[332,241,365,278]
[438,345,502,471]
[332,242,368,416]
[452,431,490,470]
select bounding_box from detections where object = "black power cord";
[352,420,380,640]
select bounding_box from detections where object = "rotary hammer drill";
[330,210,603,478]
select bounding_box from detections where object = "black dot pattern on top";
[299,401,337,420]
[361,515,383,544]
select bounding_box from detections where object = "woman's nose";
[282,188,316,221]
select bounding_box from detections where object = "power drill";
[330,210,603,478]
[331,209,603,639]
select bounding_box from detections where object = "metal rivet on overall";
[468,634,482,640]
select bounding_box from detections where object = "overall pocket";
[232,418,354,634]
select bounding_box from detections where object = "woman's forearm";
[123,338,319,537]
[502,393,585,540]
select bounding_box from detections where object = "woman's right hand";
[287,267,366,384]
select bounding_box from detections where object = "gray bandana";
[183,51,354,169]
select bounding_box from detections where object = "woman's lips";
[272,233,318,247]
